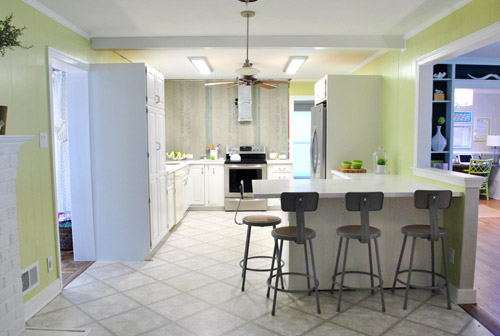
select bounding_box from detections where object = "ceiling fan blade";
[225,83,241,89]
[256,83,276,89]
[261,80,290,85]
[205,81,237,86]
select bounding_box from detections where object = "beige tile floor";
[28,211,493,336]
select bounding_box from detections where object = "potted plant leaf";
[0,13,32,57]
[376,157,387,174]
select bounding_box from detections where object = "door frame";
[47,47,95,286]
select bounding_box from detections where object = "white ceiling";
[27,0,473,81]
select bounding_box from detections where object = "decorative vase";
[375,165,385,174]
[431,126,447,152]
[0,106,7,135]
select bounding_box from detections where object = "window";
[292,101,314,179]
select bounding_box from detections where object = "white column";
[0,135,33,336]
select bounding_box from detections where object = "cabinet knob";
[155,94,160,104]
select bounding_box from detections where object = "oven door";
[224,164,267,198]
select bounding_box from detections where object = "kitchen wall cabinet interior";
[431,63,453,170]
[267,163,293,207]
[89,63,166,261]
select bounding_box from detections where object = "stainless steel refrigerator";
[310,103,327,179]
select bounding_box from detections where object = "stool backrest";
[414,190,452,241]
[345,192,384,243]
[281,192,319,244]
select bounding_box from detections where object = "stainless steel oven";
[224,145,267,211]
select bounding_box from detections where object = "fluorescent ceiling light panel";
[283,56,308,74]
[188,56,213,74]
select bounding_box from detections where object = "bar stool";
[392,190,452,310]
[234,181,283,292]
[267,192,321,316]
[331,192,385,312]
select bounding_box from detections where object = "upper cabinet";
[147,67,165,108]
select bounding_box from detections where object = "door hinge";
[146,107,148,114]
[147,152,150,158]
[148,198,151,204]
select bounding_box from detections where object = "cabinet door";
[206,165,224,206]
[147,109,158,176]
[156,110,165,173]
[149,177,160,246]
[189,165,205,205]
[146,69,156,106]
[158,173,168,236]
[155,75,165,108]
[167,184,175,231]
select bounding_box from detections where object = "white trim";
[449,284,477,304]
[347,50,389,74]
[22,0,90,39]
[451,56,500,65]
[404,0,474,40]
[0,135,34,146]
[412,167,484,188]
[24,279,62,321]
[48,48,89,72]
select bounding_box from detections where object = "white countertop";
[252,173,464,198]
[165,159,224,173]
[267,160,292,164]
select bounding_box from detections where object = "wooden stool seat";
[272,226,316,241]
[337,225,381,239]
[402,225,447,238]
[243,215,281,227]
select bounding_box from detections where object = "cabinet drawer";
[269,173,292,180]
[270,165,292,173]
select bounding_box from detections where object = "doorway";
[48,48,95,287]
[289,96,314,179]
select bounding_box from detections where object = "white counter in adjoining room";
[252,171,483,304]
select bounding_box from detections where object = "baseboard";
[449,284,477,304]
[24,279,62,321]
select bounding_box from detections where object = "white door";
[206,165,224,206]
[189,165,205,205]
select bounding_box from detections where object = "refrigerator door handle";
[311,130,318,173]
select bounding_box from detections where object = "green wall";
[0,0,126,302]
[354,0,500,286]
[289,82,315,96]
[354,0,500,175]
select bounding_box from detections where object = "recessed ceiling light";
[188,57,213,74]
[283,56,308,74]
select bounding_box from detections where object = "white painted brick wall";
[0,140,25,336]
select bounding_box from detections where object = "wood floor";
[61,251,94,287]
[476,199,500,326]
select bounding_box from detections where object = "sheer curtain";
[52,69,72,219]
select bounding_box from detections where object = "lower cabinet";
[166,173,175,231]
[267,163,293,207]
[174,169,186,224]
[187,164,224,208]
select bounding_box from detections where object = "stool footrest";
[240,256,285,272]
[267,272,319,294]
[394,269,448,290]
[332,271,383,291]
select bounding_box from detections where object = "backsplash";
[165,80,289,158]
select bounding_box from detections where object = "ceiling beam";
[91,35,405,50]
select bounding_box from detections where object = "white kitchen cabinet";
[183,166,190,214]
[166,174,175,231]
[188,165,205,206]
[146,67,165,109]
[89,63,166,261]
[205,165,224,207]
[267,163,293,207]
[175,169,186,224]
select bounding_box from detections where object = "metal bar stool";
[331,192,385,312]
[267,192,321,316]
[234,181,282,292]
[392,190,452,310]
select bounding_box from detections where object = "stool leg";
[309,240,321,314]
[267,238,278,298]
[331,237,343,294]
[368,239,375,295]
[392,235,407,292]
[441,236,452,310]
[404,237,417,310]
[272,239,284,316]
[337,238,350,312]
[431,240,436,293]
[241,225,252,291]
[304,243,311,296]
[374,238,386,312]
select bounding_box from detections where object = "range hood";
[237,85,252,122]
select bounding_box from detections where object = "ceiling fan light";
[235,65,260,76]
[188,56,213,74]
[284,56,308,74]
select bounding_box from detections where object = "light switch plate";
[40,132,48,148]
[47,256,54,272]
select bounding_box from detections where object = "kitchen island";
[253,171,483,304]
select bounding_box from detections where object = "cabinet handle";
[212,167,215,174]
[155,94,160,104]
[156,142,161,150]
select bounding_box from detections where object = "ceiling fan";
[205,10,290,90]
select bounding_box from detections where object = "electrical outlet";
[185,153,193,159]
[39,132,48,148]
[449,248,455,264]
[47,256,54,272]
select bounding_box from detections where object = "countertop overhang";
[253,173,464,198]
